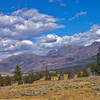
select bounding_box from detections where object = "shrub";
[67,71,74,79]
[4,75,12,86]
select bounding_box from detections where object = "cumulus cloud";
[0,24,100,60]
[0,9,64,59]
[35,24,100,51]
[0,23,100,60]
[69,11,87,21]
[0,9,64,40]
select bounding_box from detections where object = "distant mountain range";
[0,42,100,73]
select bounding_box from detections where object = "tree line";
[0,65,55,86]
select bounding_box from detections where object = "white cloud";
[0,9,64,59]
[96,29,100,35]
[35,24,100,51]
[0,9,64,40]
[22,40,33,45]
[0,24,100,59]
[69,11,87,21]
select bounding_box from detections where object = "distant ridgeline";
[0,45,100,86]
[0,42,100,73]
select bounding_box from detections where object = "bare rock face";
[0,42,100,73]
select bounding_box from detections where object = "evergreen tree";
[4,75,11,86]
[45,67,51,80]
[83,69,89,77]
[97,46,100,66]
[90,62,98,75]
[58,72,64,80]
[35,72,44,80]
[67,71,74,79]
[0,75,4,86]
[96,65,100,75]
[14,65,23,84]
[58,75,61,80]
[28,73,35,83]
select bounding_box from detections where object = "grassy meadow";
[0,76,100,100]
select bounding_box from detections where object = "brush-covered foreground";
[0,76,100,100]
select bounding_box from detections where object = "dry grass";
[0,76,100,100]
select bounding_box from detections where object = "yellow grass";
[0,76,100,100]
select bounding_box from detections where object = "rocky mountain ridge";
[0,42,100,73]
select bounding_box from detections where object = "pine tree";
[58,75,61,80]
[97,46,100,66]
[28,73,35,83]
[4,75,11,86]
[90,62,98,75]
[83,70,89,77]
[58,72,64,80]
[68,71,74,79]
[14,65,23,85]
[45,67,51,80]
[0,75,4,86]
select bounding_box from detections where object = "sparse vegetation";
[77,71,83,77]
[77,69,89,77]
[58,72,64,80]
[0,76,100,100]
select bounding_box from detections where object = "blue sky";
[0,0,100,35]
[0,0,100,59]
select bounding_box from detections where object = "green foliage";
[0,75,4,86]
[45,67,51,80]
[83,70,89,77]
[77,69,89,78]
[0,75,12,86]
[58,72,64,80]
[90,62,100,75]
[4,76,11,86]
[97,46,100,66]
[67,71,74,79]
[35,72,44,80]
[14,65,23,84]
[58,75,61,80]
[4,75,12,86]
[23,72,44,84]
[90,62,97,74]
[28,73,35,83]
[23,73,35,83]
